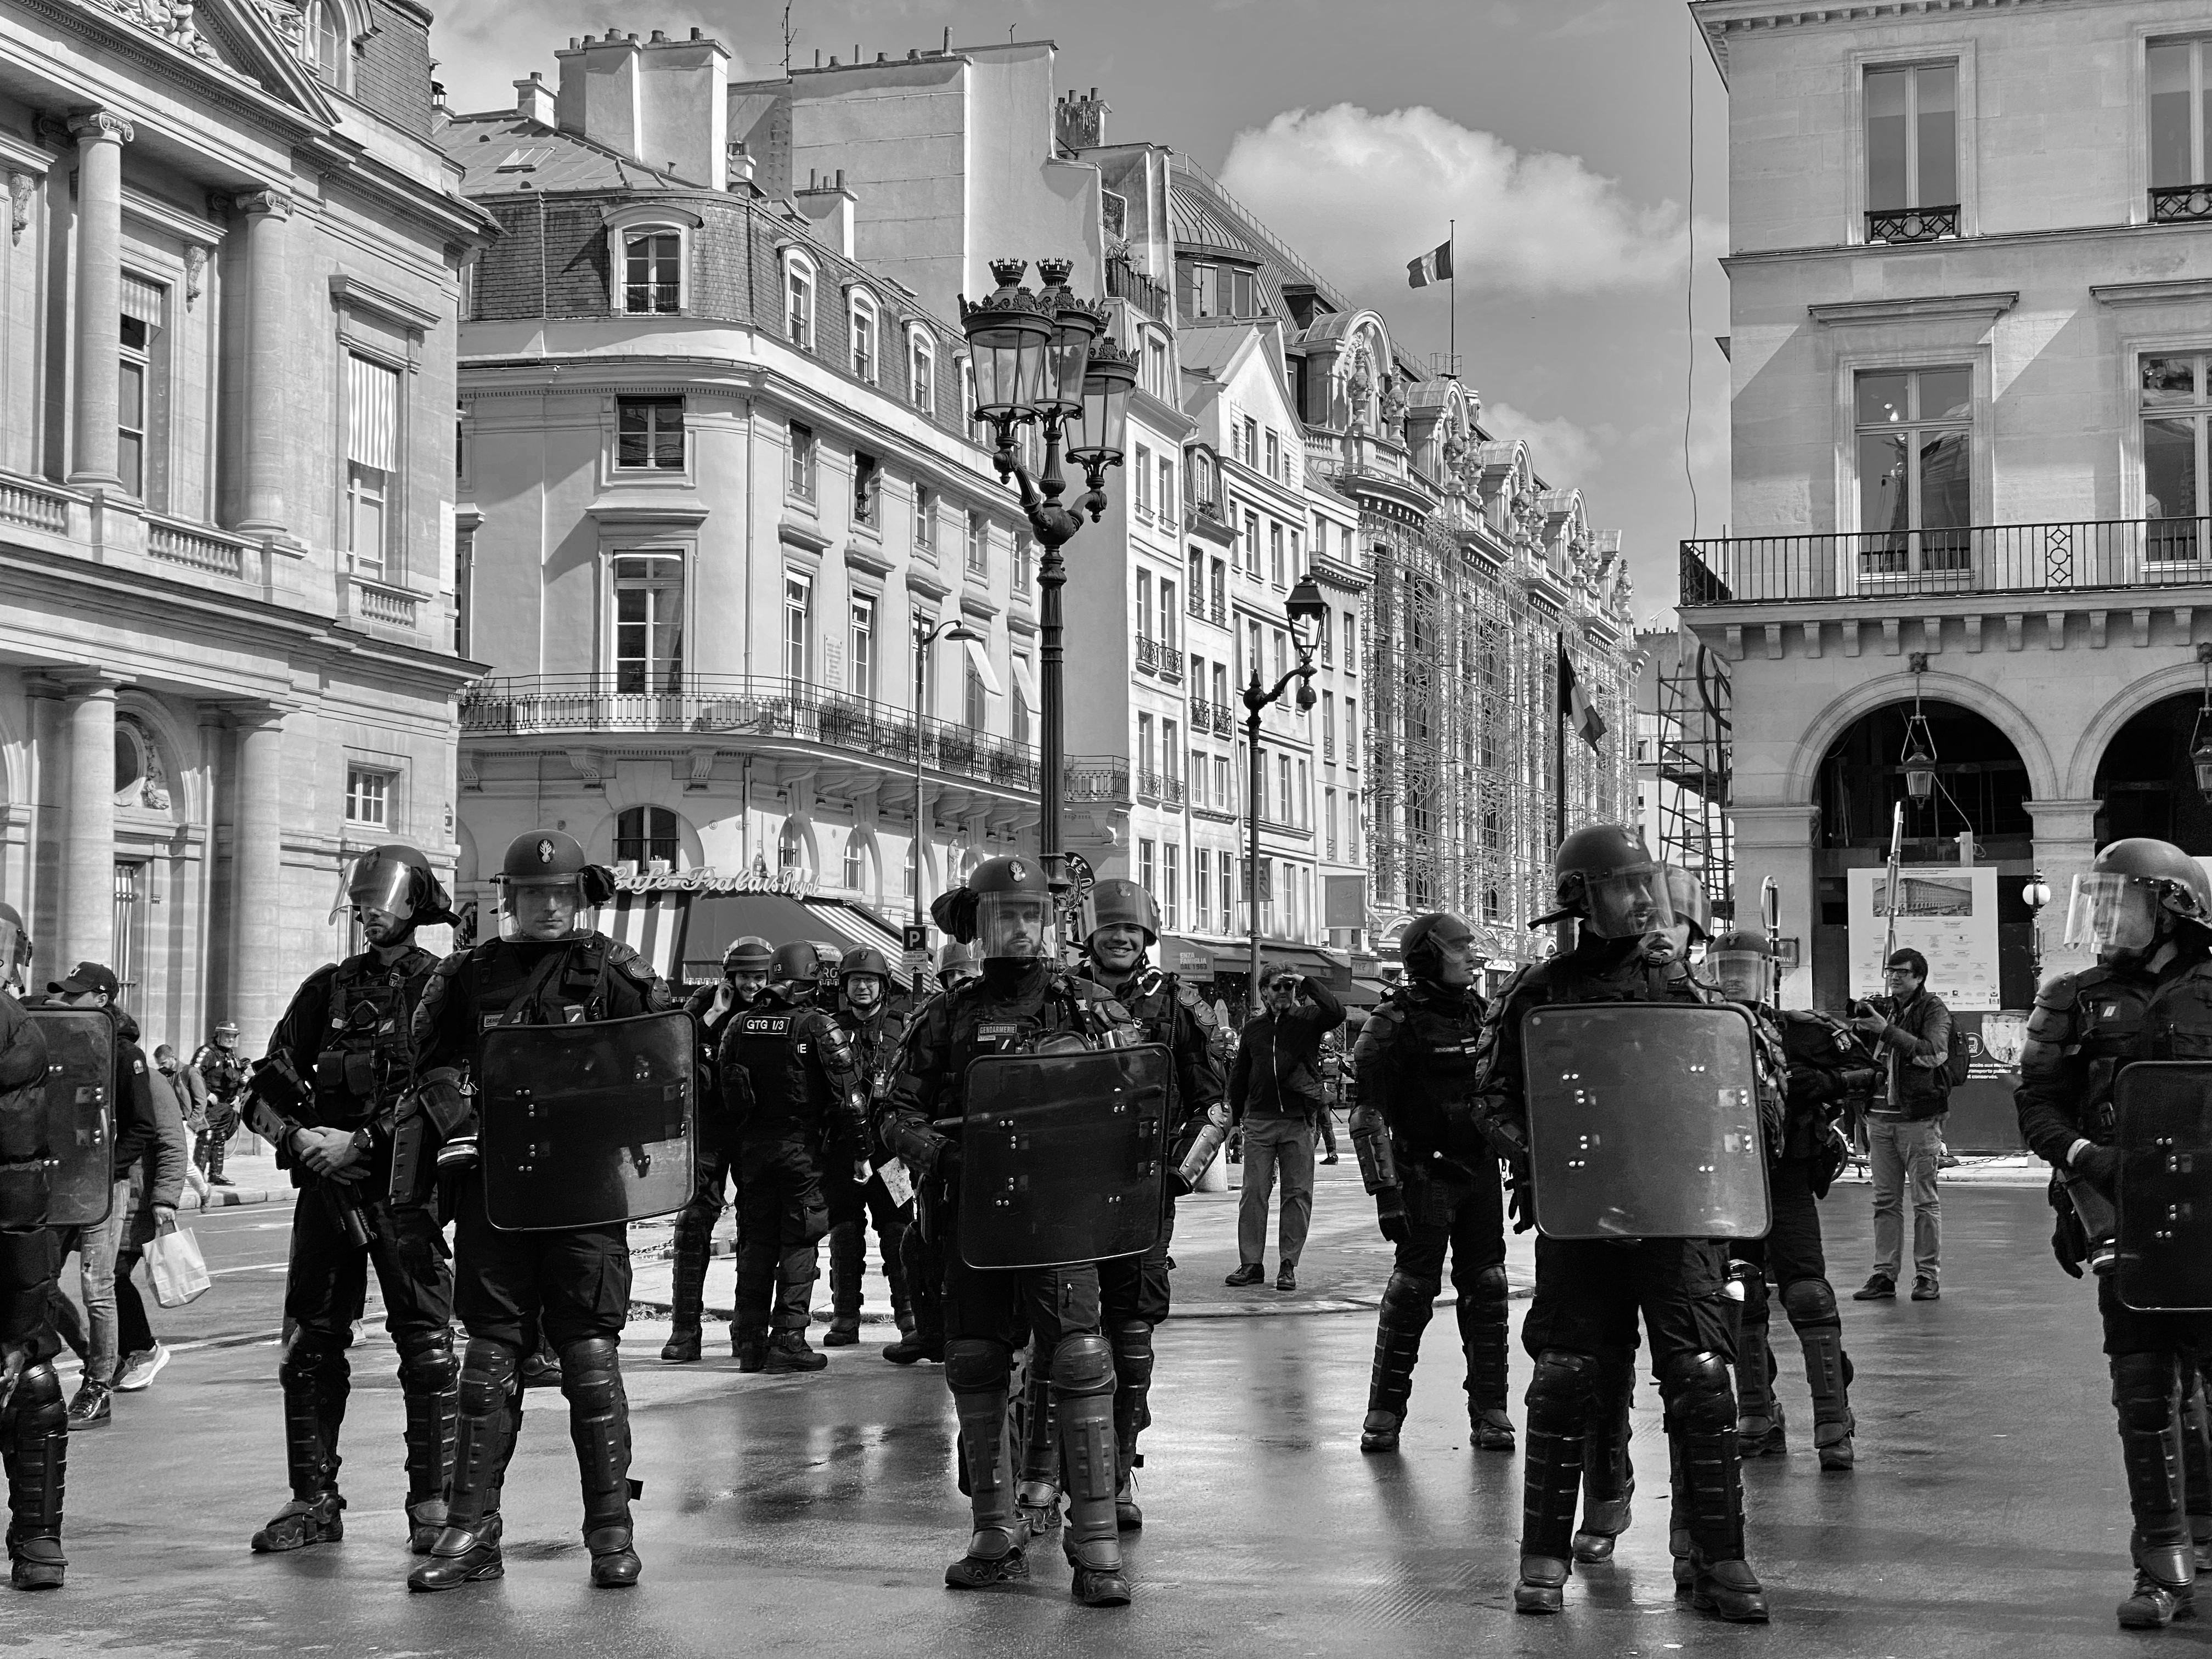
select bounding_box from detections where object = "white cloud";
[1216,103,1713,300]
[1479,397,1606,488]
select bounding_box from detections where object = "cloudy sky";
[432,0,1731,618]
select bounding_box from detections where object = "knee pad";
[1661,1350,1736,1434]
[278,1327,350,1386]
[456,1339,521,1415]
[1051,1333,1116,1397]
[396,1329,456,1386]
[944,1337,1012,1395]
[1109,1319,1153,1383]
[1468,1263,1509,1302]
[4,1359,61,1426]
[1380,1272,1441,1321]
[557,1336,621,1411]
[1780,1277,1839,1327]
[2114,1353,2179,1429]
[1527,1348,1602,1409]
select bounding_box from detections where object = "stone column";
[1729,802,1820,1008]
[2025,797,2103,985]
[228,706,287,1047]
[66,112,132,490]
[233,190,294,537]
[59,673,122,972]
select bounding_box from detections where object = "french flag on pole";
[1406,239,1454,288]
[1559,640,1607,751]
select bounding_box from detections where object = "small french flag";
[1558,640,1607,752]
[1406,239,1454,289]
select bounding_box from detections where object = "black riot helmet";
[333,842,456,936]
[722,935,775,975]
[1705,929,1771,1003]
[937,941,981,988]
[768,941,819,989]
[2068,837,2212,957]
[1082,878,1160,946]
[839,946,891,983]
[941,855,1056,962]
[1543,824,1672,940]
[495,828,616,943]
[1400,911,1479,989]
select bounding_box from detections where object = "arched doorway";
[2093,692,2212,855]
[1810,698,2036,1009]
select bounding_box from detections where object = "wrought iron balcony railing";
[1680,517,2212,606]
[1106,253,1170,322]
[1065,755,1131,803]
[1156,644,1184,680]
[1135,635,1158,672]
[1866,204,1959,243]
[459,674,1040,792]
[2152,185,2212,224]
[1161,776,1185,808]
[1137,769,1162,803]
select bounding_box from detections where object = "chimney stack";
[515,71,555,127]
[554,28,731,188]
[793,169,857,258]
[1055,86,1110,151]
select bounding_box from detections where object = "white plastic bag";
[146,1219,212,1308]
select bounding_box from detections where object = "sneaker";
[1223,1263,1265,1288]
[210,1175,235,1188]
[1321,1153,1340,1165]
[114,1344,170,1392]
[66,1379,112,1428]
[1911,1276,1941,1301]
[1852,1274,1895,1301]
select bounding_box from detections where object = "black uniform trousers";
[943,1209,1105,1360]
[1734,1156,1825,1289]
[285,1178,454,1354]
[451,1169,630,1352]
[825,1162,910,1316]
[1522,1236,1737,1371]
[1097,1195,1175,1329]
[734,1137,829,1332]
[1397,1169,1508,1293]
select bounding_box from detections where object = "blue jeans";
[1867,1116,1941,1285]
[53,1178,133,1383]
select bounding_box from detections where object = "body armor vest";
[2146,960,2212,1063]
[309,947,437,1130]
[1375,986,1488,1169]
[467,936,616,1038]
[2064,966,2159,1135]
[726,990,839,1138]
[198,1045,250,1101]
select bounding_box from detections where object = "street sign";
[900,923,929,954]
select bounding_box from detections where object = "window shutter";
[348,354,400,472]
[120,271,166,324]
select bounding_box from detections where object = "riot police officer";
[664,936,772,1363]
[825,948,913,1349]
[884,941,982,1369]
[1068,878,1224,1531]
[0,903,59,1590]
[1350,912,1513,1457]
[192,1020,248,1184]
[1474,826,1771,1623]
[244,845,460,1558]
[876,857,1140,1607]
[719,943,868,1373]
[2017,837,2212,1629]
[1705,930,1873,1472]
[403,829,672,1593]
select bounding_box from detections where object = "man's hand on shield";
[294,1125,369,1181]
[1374,1186,1410,1244]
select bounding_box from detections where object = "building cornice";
[1692,0,2068,84]
[1808,290,2017,328]
[1725,218,2212,270]
[2091,277,2212,309]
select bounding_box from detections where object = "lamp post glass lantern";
[1243,577,1329,996]
[2024,869,2051,984]
[959,257,1132,907]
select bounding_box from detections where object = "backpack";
[1937,1017,1971,1093]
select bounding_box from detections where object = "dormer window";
[784,251,817,352]
[622,230,681,314]
[908,328,936,414]
[303,0,364,92]
[849,290,879,383]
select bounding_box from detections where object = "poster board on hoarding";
[1845,865,2000,1012]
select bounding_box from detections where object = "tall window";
[1159,456,1176,528]
[849,595,876,696]
[777,819,809,872]
[1265,430,1281,479]
[1013,653,1032,746]
[966,511,989,575]
[964,658,989,730]
[1318,609,1334,667]
[843,829,872,896]
[1865,63,1958,240]
[850,294,878,382]
[1210,558,1227,617]
[913,613,938,715]
[613,554,684,693]
[782,571,811,682]
[1322,691,1335,757]
[345,765,389,827]
[616,396,684,470]
[909,331,935,412]
[1163,845,1180,930]
[1242,416,1259,462]
[346,352,399,579]
[788,422,817,500]
[623,231,681,313]
[1138,712,1155,780]
[1147,335,1170,400]
[1325,787,1339,859]
[2145,353,2211,560]
[1343,612,1358,670]
[853,453,879,527]
[1014,532,1034,594]
[1855,366,1972,571]
[1163,718,1180,786]
[1219,849,1235,930]
[309,0,347,84]
[1138,838,1156,898]
[1193,846,1209,928]
[913,487,937,557]
[1269,522,1285,586]
[1160,579,1179,650]
[1346,697,1358,767]
[118,279,162,500]
[1278,754,1293,825]
[2150,40,2212,217]
[617,806,679,868]
[1136,570,1153,640]
[785,257,815,349]
[1134,442,1154,518]
[1242,509,1259,573]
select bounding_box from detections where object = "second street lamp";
[1243,574,1330,996]
[958,257,1134,916]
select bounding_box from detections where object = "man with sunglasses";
[1849,948,1952,1304]
[1225,963,1345,1293]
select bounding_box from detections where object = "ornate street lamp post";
[1242,574,1330,994]
[2023,870,2052,987]
[959,258,1135,905]
[911,616,993,942]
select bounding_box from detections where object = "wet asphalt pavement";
[14,1182,2175,1658]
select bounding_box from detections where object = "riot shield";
[957,1045,1172,1270]
[478,1009,694,1232]
[2114,1061,2212,1311]
[1521,1003,1770,1240]
[25,1008,113,1228]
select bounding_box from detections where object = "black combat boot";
[5,1363,67,1590]
[1734,1289,1784,1457]
[1782,1278,1854,1471]
[2121,1536,2198,1629]
[1515,1350,1598,1613]
[398,1335,458,1554]
[1460,1264,1515,1452]
[764,1329,827,1373]
[944,1342,1026,1590]
[1055,1335,1131,1608]
[1109,1320,1153,1531]
[409,1342,519,1592]
[252,1337,347,1553]
[561,1339,642,1588]
[824,1218,864,1346]
[762,1245,825,1372]
[1671,1352,1770,1624]
[1015,1358,1062,1533]
[663,1203,711,1363]
[1361,1271,1434,1454]
[1573,1359,1635,1564]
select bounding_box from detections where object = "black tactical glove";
[1505,1170,1537,1234]
[932,1136,962,1182]
[1375,1186,1410,1245]
[2074,1142,2121,1192]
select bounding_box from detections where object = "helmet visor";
[1583,862,1674,940]
[0,916,23,983]
[1708,949,1767,1002]
[336,854,418,925]
[1660,867,1712,943]
[498,874,596,943]
[2067,871,2162,955]
[978,891,1053,961]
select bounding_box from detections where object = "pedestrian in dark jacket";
[1226,967,1345,1291]
[1850,947,1953,1303]
[112,1043,191,1392]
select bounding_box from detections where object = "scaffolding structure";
[1654,628,1734,917]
